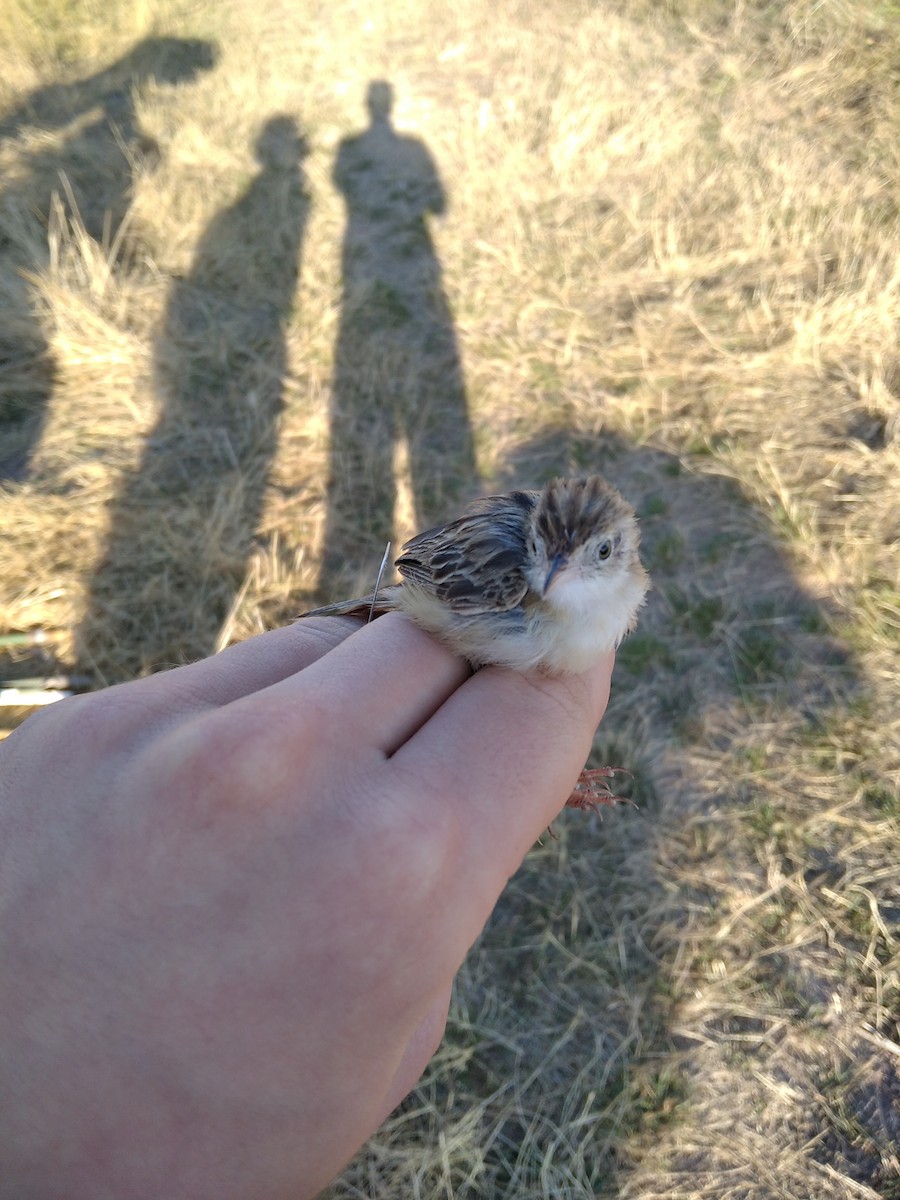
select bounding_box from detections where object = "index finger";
[218,612,471,766]
[75,619,368,735]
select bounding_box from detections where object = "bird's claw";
[565,766,635,813]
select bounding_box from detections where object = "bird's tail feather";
[297,595,378,621]
[297,585,402,623]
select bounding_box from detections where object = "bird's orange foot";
[566,766,634,813]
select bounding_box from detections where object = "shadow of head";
[125,35,219,87]
[366,79,394,123]
[254,115,310,170]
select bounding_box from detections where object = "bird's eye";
[597,539,612,561]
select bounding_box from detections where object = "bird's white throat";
[537,564,645,669]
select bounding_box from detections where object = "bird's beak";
[543,554,567,595]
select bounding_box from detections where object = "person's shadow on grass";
[0,35,218,483]
[394,424,892,1198]
[318,80,479,599]
[78,115,310,681]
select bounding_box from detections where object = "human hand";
[0,614,612,1199]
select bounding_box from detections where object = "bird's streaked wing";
[396,491,536,614]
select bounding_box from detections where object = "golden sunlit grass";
[1,0,898,1195]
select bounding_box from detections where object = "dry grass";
[1,0,898,1195]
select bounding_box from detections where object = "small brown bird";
[302,475,650,675]
[303,476,649,813]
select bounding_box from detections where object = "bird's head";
[524,476,648,617]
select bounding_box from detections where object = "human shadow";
[78,116,310,682]
[376,425,893,1197]
[319,80,479,598]
[0,35,217,482]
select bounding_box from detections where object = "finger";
[234,611,471,756]
[99,619,365,720]
[393,652,614,880]
[163,619,365,706]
